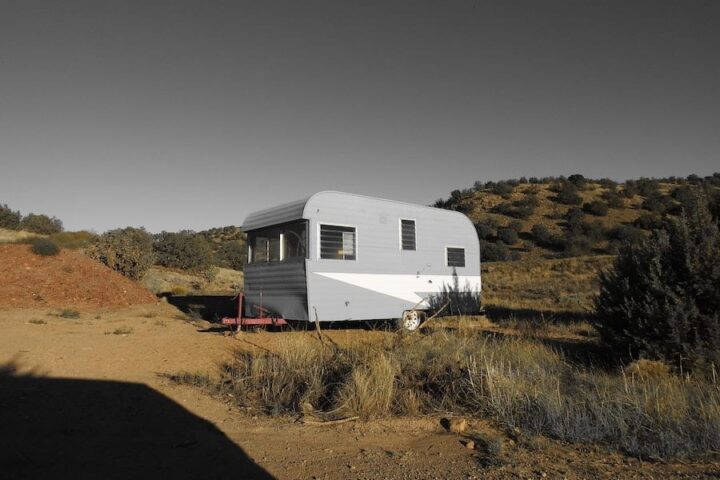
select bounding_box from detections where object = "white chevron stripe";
[313,272,481,304]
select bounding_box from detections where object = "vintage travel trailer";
[241,191,481,330]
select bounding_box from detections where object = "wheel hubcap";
[403,311,420,330]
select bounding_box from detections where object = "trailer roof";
[242,191,459,231]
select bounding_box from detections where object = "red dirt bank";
[0,244,157,310]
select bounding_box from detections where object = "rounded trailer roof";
[242,191,468,231]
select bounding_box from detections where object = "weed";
[57,309,80,319]
[106,326,133,335]
[28,319,47,325]
[171,285,188,296]
[154,319,167,327]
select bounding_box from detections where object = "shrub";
[567,174,587,189]
[565,207,585,230]
[606,225,645,252]
[636,177,661,197]
[507,220,524,233]
[474,222,495,240]
[641,193,675,214]
[0,204,21,230]
[524,184,541,195]
[561,233,593,257]
[598,178,618,189]
[621,181,638,198]
[531,224,564,250]
[480,240,520,262]
[710,192,720,223]
[491,182,514,198]
[531,223,551,242]
[493,195,538,219]
[19,213,62,234]
[634,213,663,230]
[594,193,720,372]
[601,191,624,208]
[31,238,60,256]
[497,228,519,245]
[154,231,213,271]
[57,309,80,319]
[216,240,246,270]
[583,200,609,216]
[556,182,582,205]
[86,227,155,280]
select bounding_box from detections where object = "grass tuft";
[106,326,133,335]
[55,309,80,319]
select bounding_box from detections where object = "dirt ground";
[2,305,718,480]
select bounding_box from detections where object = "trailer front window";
[320,224,356,260]
[248,221,308,263]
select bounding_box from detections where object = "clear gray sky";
[1,1,718,232]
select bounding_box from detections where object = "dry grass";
[0,228,41,244]
[482,255,613,314]
[170,330,720,460]
[141,266,243,295]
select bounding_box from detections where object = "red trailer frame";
[221,293,287,329]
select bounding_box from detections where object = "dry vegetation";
[141,266,243,295]
[172,327,720,460]
[482,255,613,315]
[167,253,720,461]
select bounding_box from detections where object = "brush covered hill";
[433,173,720,261]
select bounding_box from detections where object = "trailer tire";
[395,310,424,332]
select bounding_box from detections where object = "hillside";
[434,174,720,261]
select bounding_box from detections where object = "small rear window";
[400,219,416,250]
[446,247,465,267]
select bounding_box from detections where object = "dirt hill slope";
[0,244,157,310]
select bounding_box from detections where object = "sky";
[1,0,718,233]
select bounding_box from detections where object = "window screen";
[320,225,356,260]
[400,219,416,250]
[446,247,465,267]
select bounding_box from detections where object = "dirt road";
[1,305,717,479]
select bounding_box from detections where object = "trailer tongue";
[221,293,287,329]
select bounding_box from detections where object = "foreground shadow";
[163,294,238,322]
[0,365,274,479]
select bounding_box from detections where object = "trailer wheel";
[396,310,424,332]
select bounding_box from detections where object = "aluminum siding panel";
[243,259,308,320]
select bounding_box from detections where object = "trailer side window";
[400,219,416,250]
[320,225,356,260]
[446,247,465,267]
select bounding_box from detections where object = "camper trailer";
[241,191,481,330]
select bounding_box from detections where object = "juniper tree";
[594,192,720,371]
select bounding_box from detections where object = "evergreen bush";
[86,227,155,280]
[594,193,720,372]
